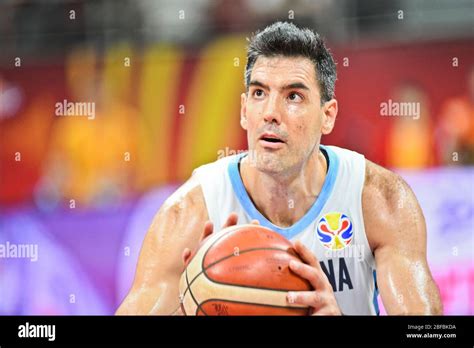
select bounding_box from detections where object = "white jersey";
[193,145,379,315]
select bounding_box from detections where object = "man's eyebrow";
[249,80,269,89]
[249,81,310,91]
[281,82,310,91]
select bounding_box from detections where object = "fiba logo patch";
[317,212,354,250]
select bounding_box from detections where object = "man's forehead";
[251,55,317,87]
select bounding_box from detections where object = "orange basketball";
[179,224,312,315]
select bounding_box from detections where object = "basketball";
[179,224,313,315]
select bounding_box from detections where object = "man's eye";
[253,89,264,98]
[288,92,303,102]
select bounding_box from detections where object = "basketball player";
[117,22,442,315]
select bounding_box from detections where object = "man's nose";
[263,94,282,124]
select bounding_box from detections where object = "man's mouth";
[259,133,286,143]
[259,132,286,149]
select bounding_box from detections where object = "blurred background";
[0,0,473,315]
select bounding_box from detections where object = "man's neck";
[240,148,328,228]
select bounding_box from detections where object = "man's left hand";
[287,241,342,315]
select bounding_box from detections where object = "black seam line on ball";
[181,229,233,299]
[185,267,207,316]
[183,246,295,299]
[183,246,288,298]
[202,247,301,292]
[182,232,229,300]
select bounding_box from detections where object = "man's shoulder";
[159,153,244,217]
[362,159,425,250]
[323,145,404,203]
[363,159,408,209]
[160,175,206,216]
[363,159,411,212]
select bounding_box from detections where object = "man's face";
[241,55,337,174]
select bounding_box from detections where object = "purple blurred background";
[1,170,472,315]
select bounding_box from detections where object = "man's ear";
[240,92,248,130]
[321,99,338,135]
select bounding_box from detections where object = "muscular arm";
[363,160,443,315]
[116,176,208,315]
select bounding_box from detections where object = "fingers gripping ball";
[179,224,313,315]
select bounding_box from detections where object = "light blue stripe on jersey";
[373,270,380,315]
[227,144,340,240]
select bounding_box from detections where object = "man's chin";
[254,151,286,174]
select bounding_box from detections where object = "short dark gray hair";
[245,21,337,104]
